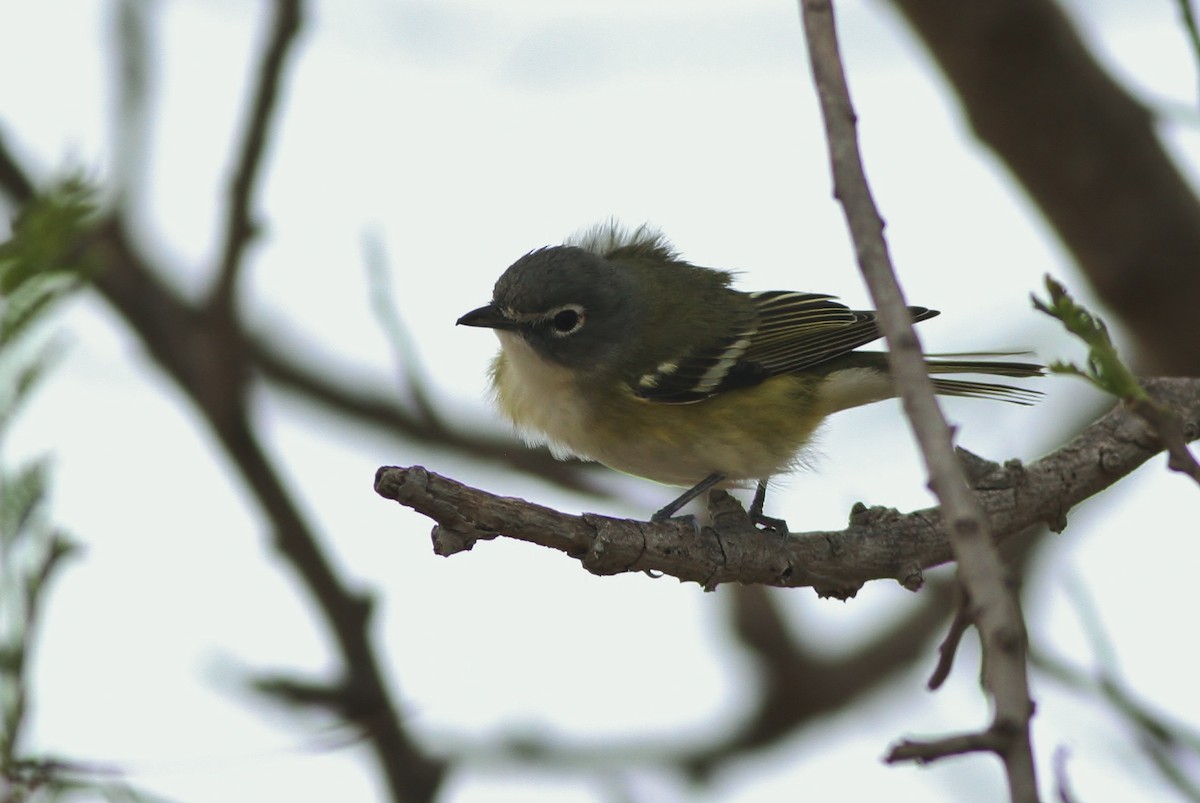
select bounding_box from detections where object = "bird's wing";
[745,291,938,374]
[632,291,937,404]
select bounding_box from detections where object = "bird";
[457,221,1041,530]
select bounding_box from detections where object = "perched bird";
[458,222,1041,529]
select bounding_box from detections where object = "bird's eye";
[549,305,585,336]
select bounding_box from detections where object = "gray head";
[457,244,642,369]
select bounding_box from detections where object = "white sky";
[2,1,1199,801]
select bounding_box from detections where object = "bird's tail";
[924,352,1044,405]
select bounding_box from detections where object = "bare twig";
[210,0,303,311]
[362,231,447,435]
[886,728,1008,764]
[927,588,972,690]
[1053,747,1080,803]
[375,376,1200,592]
[800,1,1038,797]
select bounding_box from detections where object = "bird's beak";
[456,302,518,330]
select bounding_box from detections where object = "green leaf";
[0,344,62,437]
[0,176,97,295]
[0,272,77,349]
[0,458,48,548]
[1031,275,1146,401]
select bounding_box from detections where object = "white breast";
[492,331,596,461]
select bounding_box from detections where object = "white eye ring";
[547,304,586,337]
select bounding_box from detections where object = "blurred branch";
[0,13,445,803]
[1053,747,1080,803]
[1176,0,1200,107]
[246,334,606,494]
[375,375,1200,592]
[681,579,955,778]
[1036,650,1200,800]
[1031,575,1200,801]
[91,209,446,803]
[210,0,303,312]
[111,0,155,201]
[892,0,1200,375]
[0,145,581,803]
[430,579,958,780]
[363,231,446,436]
[800,1,1036,796]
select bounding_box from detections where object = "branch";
[375,376,1200,595]
[88,219,445,803]
[1033,574,1200,801]
[892,0,1200,374]
[800,1,1037,797]
[363,231,447,437]
[376,370,1194,781]
[1033,275,1200,485]
[1053,747,1082,803]
[1036,649,1200,801]
[210,0,303,311]
[110,0,154,201]
[886,727,1011,764]
[680,579,956,777]
[1175,0,1200,107]
[927,588,972,690]
[0,33,446,803]
[246,334,607,494]
[1128,397,1200,484]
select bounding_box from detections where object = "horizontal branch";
[375,378,1200,597]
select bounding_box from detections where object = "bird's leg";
[749,479,789,535]
[652,472,725,522]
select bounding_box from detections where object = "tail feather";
[816,351,1044,408]
[926,357,1044,405]
[931,377,1042,405]
[925,358,1043,378]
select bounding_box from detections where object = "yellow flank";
[491,331,827,488]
